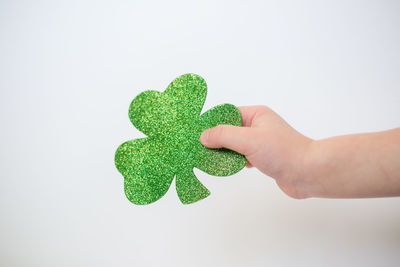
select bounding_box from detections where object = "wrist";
[296,139,324,198]
[276,135,317,199]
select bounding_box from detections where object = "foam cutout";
[115,73,246,204]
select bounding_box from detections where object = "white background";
[1,0,400,266]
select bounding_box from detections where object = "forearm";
[303,128,400,198]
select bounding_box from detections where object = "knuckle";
[258,105,272,114]
[208,125,231,146]
[211,125,226,140]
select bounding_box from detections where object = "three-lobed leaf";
[115,73,246,205]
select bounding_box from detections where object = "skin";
[200,106,400,199]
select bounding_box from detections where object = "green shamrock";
[115,73,247,205]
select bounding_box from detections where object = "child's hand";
[200,106,313,199]
[200,106,400,199]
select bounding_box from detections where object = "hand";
[200,106,313,199]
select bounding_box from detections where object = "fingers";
[199,106,269,157]
[200,124,255,156]
[238,105,271,127]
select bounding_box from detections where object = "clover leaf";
[115,73,247,205]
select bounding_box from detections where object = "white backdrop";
[1,1,400,266]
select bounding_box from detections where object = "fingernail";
[200,131,208,145]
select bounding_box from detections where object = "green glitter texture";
[115,73,247,205]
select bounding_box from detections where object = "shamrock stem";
[176,168,210,204]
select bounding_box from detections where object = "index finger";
[238,105,267,127]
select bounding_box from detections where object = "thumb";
[199,125,254,156]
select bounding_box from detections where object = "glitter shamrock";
[115,73,247,205]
